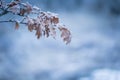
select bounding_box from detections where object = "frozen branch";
[0,0,71,44]
[0,10,8,16]
[0,20,26,24]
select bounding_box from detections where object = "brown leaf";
[20,9,26,16]
[27,18,34,32]
[35,26,42,39]
[28,24,33,32]
[44,25,50,37]
[50,27,56,39]
[15,21,19,30]
[51,16,59,24]
[59,26,71,44]
[19,3,32,15]
[24,2,32,14]
[8,2,17,7]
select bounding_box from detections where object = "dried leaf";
[19,2,32,15]
[44,25,50,37]
[26,6,32,14]
[33,6,40,11]
[28,24,33,32]
[35,26,42,39]
[50,27,56,39]
[24,2,32,14]
[7,2,17,7]
[15,21,19,30]
[59,26,71,44]
[9,5,20,14]
[20,9,26,16]
[51,16,59,24]
[27,18,34,31]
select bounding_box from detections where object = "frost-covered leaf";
[9,5,20,14]
[7,2,17,7]
[25,2,32,14]
[59,26,71,44]
[20,8,26,16]
[7,0,20,7]
[35,26,42,39]
[50,27,56,39]
[19,2,32,15]
[27,18,34,32]
[15,21,19,30]
[51,16,59,24]
[44,25,50,37]
[33,6,40,11]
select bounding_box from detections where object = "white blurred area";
[0,0,120,80]
[81,69,120,80]
[4,12,119,80]
[92,69,120,80]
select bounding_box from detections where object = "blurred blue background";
[0,0,120,80]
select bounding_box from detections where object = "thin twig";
[0,10,8,16]
[0,20,27,24]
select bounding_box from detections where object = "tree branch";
[0,0,71,44]
[0,10,9,16]
[0,20,26,24]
